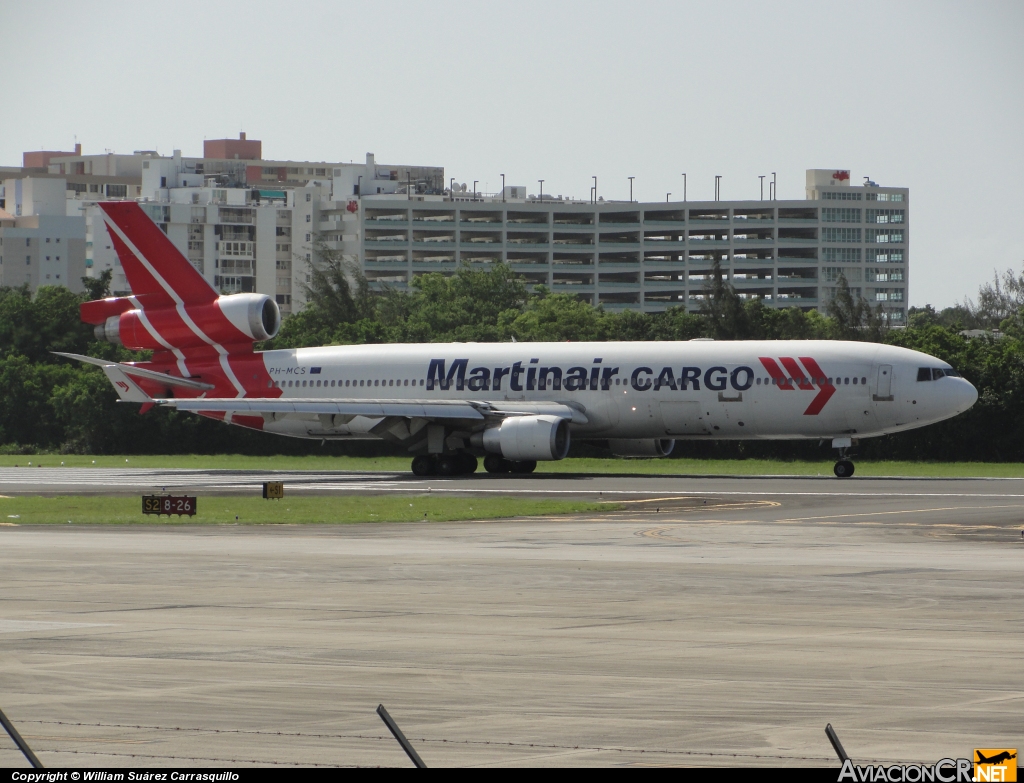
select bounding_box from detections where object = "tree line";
[1,254,1022,461]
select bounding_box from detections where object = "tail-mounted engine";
[85,293,280,350]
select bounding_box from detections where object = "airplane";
[58,202,978,479]
[976,752,1016,765]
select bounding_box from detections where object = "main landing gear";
[411,453,478,477]
[831,437,856,478]
[483,454,537,475]
[410,453,538,477]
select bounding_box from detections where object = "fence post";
[0,706,43,768]
[825,723,850,763]
[376,704,426,768]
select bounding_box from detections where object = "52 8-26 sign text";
[142,495,197,517]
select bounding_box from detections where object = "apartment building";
[83,148,442,314]
[0,177,87,292]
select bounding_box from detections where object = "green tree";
[400,263,528,343]
[81,269,112,301]
[825,272,859,339]
[499,290,603,342]
[699,260,749,339]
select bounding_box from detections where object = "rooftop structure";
[203,132,261,161]
[23,143,82,170]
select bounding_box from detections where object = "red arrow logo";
[758,357,836,415]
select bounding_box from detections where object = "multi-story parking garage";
[331,169,907,322]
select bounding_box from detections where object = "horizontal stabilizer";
[53,352,215,391]
[101,365,154,403]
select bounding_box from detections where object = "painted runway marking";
[777,504,1024,523]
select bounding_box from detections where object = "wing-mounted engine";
[474,415,571,461]
[608,438,675,458]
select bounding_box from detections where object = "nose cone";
[958,378,979,413]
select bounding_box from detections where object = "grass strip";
[1,454,1023,478]
[0,495,616,526]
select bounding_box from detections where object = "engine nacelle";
[608,438,675,458]
[216,293,281,342]
[478,415,571,461]
[93,293,280,349]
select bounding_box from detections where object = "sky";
[2,0,1022,308]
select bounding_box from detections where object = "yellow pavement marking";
[777,504,1024,524]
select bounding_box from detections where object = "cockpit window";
[919,366,962,381]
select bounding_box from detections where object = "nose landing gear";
[833,459,855,478]
[831,437,856,478]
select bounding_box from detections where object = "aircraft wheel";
[411,455,436,476]
[458,454,479,475]
[834,459,855,478]
[511,460,537,474]
[484,455,508,474]
[437,456,459,477]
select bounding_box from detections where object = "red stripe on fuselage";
[798,356,836,415]
[758,357,794,389]
[231,414,266,431]
[779,357,814,390]
[227,353,281,399]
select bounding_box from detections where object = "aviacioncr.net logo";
[839,758,973,782]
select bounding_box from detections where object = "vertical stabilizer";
[99,202,217,306]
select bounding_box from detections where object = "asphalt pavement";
[0,468,1021,766]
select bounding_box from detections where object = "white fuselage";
[252,340,977,443]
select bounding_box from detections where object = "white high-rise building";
[0,177,87,292]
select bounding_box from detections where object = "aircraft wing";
[157,398,587,423]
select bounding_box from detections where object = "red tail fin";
[99,201,217,306]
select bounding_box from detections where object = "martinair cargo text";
[60,203,978,478]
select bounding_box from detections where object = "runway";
[0,469,1022,767]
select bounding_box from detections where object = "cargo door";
[874,364,893,402]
